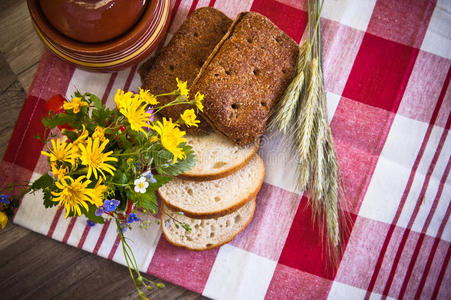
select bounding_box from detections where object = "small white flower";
[134,176,149,193]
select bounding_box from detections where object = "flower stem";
[117,219,141,293]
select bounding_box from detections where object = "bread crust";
[190,12,299,145]
[139,7,232,135]
[158,154,265,218]
[160,199,256,251]
[178,139,260,181]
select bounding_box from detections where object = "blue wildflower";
[0,194,10,204]
[95,206,104,216]
[127,213,139,224]
[148,174,157,183]
[142,169,157,183]
[103,199,120,213]
[86,220,96,227]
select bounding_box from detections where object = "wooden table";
[0,1,205,299]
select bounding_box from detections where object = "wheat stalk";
[270,42,309,134]
[271,0,346,262]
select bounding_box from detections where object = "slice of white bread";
[159,154,265,217]
[180,131,260,181]
[161,198,256,250]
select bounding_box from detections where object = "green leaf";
[156,145,197,176]
[84,203,105,224]
[63,129,78,141]
[43,188,58,208]
[146,175,172,192]
[42,116,55,128]
[91,107,112,127]
[134,192,159,213]
[88,93,102,109]
[181,223,191,232]
[31,173,54,191]
[42,112,75,129]
[120,172,128,185]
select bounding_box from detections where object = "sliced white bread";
[161,198,256,250]
[159,154,265,217]
[180,131,259,181]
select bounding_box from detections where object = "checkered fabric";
[1,0,450,299]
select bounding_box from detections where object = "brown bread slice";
[139,7,232,134]
[190,12,299,145]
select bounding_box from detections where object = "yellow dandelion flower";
[120,98,151,135]
[151,118,186,162]
[0,211,8,229]
[79,138,118,180]
[92,126,106,142]
[149,135,158,143]
[193,92,204,112]
[51,163,69,180]
[63,97,89,114]
[51,176,95,218]
[180,109,200,127]
[138,88,158,106]
[114,89,134,111]
[41,138,76,166]
[176,78,189,98]
[72,125,89,157]
[92,178,107,207]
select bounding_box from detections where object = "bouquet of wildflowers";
[0,78,204,298]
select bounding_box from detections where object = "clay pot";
[27,0,171,72]
[39,0,148,43]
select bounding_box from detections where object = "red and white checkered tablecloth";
[1,0,450,299]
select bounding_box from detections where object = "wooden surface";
[0,1,206,299]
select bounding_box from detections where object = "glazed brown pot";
[27,0,171,72]
[39,0,149,43]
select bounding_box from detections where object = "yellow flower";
[51,176,95,218]
[138,88,158,106]
[63,97,89,113]
[120,98,151,135]
[151,118,186,162]
[79,138,118,180]
[176,78,189,98]
[92,126,106,142]
[92,178,107,207]
[41,138,76,166]
[51,163,69,180]
[0,211,8,229]
[180,109,200,127]
[149,135,158,143]
[114,89,134,111]
[193,92,204,112]
[72,125,89,157]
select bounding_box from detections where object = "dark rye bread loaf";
[191,12,299,145]
[139,7,232,134]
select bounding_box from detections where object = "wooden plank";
[0,54,26,161]
[0,224,206,299]
[0,0,44,79]
[18,61,40,92]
